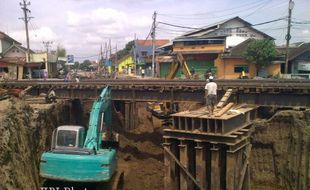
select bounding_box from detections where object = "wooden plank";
[164,146,203,190]
[217,88,233,108]
[232,131,244,135]
[163,142,172,190]
[237,145,252,190]
[195,142,207,189]
[179,142,189,190]
[226,152,236,190]
[215,102,234,117]
[211,147,221,190]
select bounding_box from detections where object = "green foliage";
[116,40,134,60]
[79,60,92,71]
[56,45,66,57]
[72,61,80,71]
[56,45,67,74]
[244,39,277,72]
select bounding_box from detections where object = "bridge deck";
[1,79,309,107]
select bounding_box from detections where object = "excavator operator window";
[57,130,77,148]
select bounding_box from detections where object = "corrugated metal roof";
[136,39,170,46]
[175,17,273,40]
[0,31,21,45]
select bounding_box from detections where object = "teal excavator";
[40,86,123,189]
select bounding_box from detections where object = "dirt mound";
[251,109,310,190]
[114,102,164,190]
[0,99,70,190]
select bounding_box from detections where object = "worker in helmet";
[205,76,217,116]
[46,89,56,103]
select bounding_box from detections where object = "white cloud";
[63,7,152,55]
[302,30,310,35]
[8,26,59,51]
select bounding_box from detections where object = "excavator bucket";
[165,53,192,80]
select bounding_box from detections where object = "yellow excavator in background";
[147,53,188,124]
[165,53,192,80]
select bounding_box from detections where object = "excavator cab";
[51,126,86,150]
[40,86,123,184]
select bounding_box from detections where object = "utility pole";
[115,44,118,71]
[133,33,137,75]
[42,41,52,76]
[43,41,53,53]
[284,0,294,74]
[19,0,33,62]
[151,11,157,77]
[99,44,103,73]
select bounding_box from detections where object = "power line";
[157,17,286,31]
[141,23,154,46]
[242,0,271,18]
[291,21,310,24]
[75,47,118,59]
[252,17,287,27]
[157,27,189,33]
[255,26,287,31]
[158,0,269,17]
[157,21,200,30]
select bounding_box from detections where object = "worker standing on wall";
[205,76,217,116]
[46,89,56,103]
[141,68,145,78]
[241,69,246,79]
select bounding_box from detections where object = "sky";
[0,0,309,61]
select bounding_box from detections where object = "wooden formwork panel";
[163,137,251,190]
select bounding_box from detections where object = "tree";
[116,40,134,59]
[56,45,66,57]
[72,61,80,71]
[79,60,92,71]
[244,39,277,76]
[56,45,68,74]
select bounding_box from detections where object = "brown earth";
[251,109,310,190]
[114,102,165,190]
[1,97,309,190]
[0,99,70,190]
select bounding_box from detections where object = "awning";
[0,62,8,68]
[24,62,43,68]
[172,50,222,54]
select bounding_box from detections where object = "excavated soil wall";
[115,104,310,190]
[251,109,310,190]
[1,98,309,190]
[0,99,71,190]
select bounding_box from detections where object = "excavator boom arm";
[84,86,112,150]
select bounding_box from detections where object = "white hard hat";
[209,76,214,80]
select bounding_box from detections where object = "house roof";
[157,41,173,49]
[0,31,21,45]
[277,42,310,61]
[175,16,273,40]
[2,43,34,55]
[222,38,255,58]
[136,39,170,46]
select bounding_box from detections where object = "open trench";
[0,98,309,190]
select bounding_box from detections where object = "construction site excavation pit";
[0,98,166,190]
[0,97,309,190]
